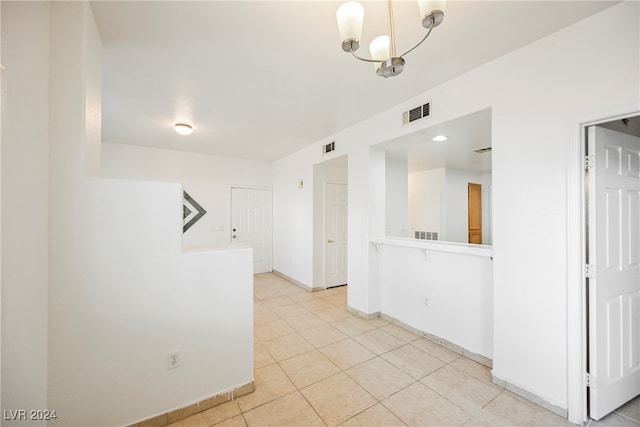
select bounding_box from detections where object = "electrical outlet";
[168,351,180,369]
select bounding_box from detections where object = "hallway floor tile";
[169,273,639,427]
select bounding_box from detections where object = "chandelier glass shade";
[336,0,446,78]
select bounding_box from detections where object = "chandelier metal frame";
[337,0,445,78]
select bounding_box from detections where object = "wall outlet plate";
[168,351,180,369]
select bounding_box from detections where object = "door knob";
[327,239,335,243]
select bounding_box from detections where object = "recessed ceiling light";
[174,123,193,136]
[432,135,447,142]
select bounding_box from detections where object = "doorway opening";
[313,155,348,289]
[584,114,640,421]
[376,108,492,245]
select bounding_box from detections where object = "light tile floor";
[170,273,640,427]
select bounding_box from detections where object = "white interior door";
[324,183,347,288]
[231,188,272,274]
[588,126,640,420]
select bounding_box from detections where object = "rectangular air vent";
[473,147,492,154]
[323,141,335,155]
[414,231,438,241]
[402,101,431,125]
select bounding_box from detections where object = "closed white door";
[324,183,347,288]
[231,188,272,274]
[588,126,640,419]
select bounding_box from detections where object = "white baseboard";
[272,270,323,292]
[348,307,493,368]
[492,374,568,419]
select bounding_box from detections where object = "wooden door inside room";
[468,183,482,244]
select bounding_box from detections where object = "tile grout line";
[427,356,505,422]
[255,282,398,427]
[610,409,640,425]
[252,274,503,427]
[253,285,359,426]
[393,361,475,424]
[276,311,381,426]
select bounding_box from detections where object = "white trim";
[567,119,587,425]
[567,109,640,425]
[493,375,568,419]
[370,237,493,258]
[272,270,322,292]
[229,185,273,192]
[347,306,380,320]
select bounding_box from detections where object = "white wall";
[272,1,639,412]
[482,173,492,245]
[312,155,347,287]
[1,2,50,422]
[408,168,445,240]
[0,1,3,413]
[41,3,254,426]
[50,179,254,427]
[408,168,490,244]
[408,168,447,240]
[377,244,493,359]
[272,145,315,285]
[102,142,272,250]
[385,156,408,237]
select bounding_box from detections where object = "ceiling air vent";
[323,141,336,155]
[402,101,431,125]
[473,147,492,154]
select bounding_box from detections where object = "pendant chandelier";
[336,0,446,78]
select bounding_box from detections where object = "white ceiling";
[380,108,492,173]
[91,1,617,162]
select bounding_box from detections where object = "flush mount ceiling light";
[432,135,448,142]
[174,123,193,136]
[337,0,445,78]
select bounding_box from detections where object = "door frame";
[567,109,640,424]
[322,180,347,289]
[229,185,273,273]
